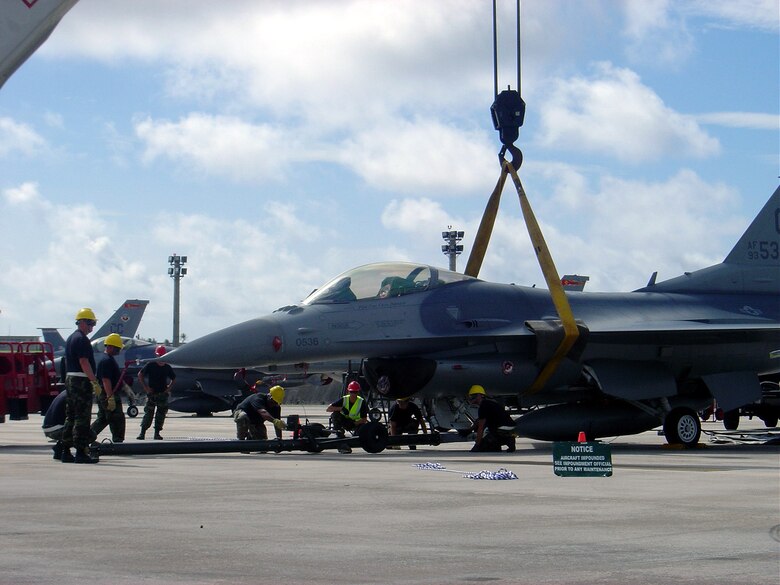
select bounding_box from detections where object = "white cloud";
[340,119,496,195]
[0,117,46,157]
[135,114,291,182]
[621,0,695,66]
[694,112,779,130]
[685,0,780,32]
[537,62,721,162]
[2,181,45,206]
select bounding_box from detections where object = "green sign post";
[553,441,613,477]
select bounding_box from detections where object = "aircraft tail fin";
[39,328,66,353]
[642,186,779,294]
[0,0,79,90]
[91,299,149,340]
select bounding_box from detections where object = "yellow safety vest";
[342,395,364,421]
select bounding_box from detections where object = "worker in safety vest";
[327,381,368,431]
[327,381,368,453]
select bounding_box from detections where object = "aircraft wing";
[0,0,79,91]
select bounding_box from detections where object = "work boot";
[153,432,163,440]
[506,438,516,453]
[74,450,98,464]
[408,444,417,450]
[137,431,146,440]
[338,445,352,454]
[60,448,75,463]
[52,441,63,460]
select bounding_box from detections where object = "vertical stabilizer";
[0,0,79,91]
[642,187,780,294]
[92,299,149,340]
[39,327,66,353]
[724,186,780,266]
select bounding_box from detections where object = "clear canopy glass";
[302,262,476,305]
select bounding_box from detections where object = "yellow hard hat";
[269,385,285,404]
[75,307,97,322]
[468,384,486,396]
[104,333,123,349]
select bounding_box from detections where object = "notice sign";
[553,442,613,477]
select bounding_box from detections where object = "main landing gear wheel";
[127,405,139,418]
[358,422,388,453]
[663,408,701,447]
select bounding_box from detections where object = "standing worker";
[388,397,428,450]
[326,380,368,453]
[233,385,285,441]
[90,333,126,443]
[55,308,100,463]
[467,385,516,452]
[137,345,176,440]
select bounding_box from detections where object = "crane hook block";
[490,89,526,147]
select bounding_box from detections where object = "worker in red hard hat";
[326,380,369,453]
[137,345,176,440]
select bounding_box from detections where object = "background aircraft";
[40,299,149,355]
[164,187,780,447]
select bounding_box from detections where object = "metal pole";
[172,272,180,347]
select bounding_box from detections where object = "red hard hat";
[154,345,167,357]
[346,381,361,393]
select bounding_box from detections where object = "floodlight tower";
[168,253,188,347]
[441,227,464,272]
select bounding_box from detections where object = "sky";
[0,0,778,343]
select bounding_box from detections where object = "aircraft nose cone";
[164,317,280,368]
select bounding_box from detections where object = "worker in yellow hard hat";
[467,384,516,453]
[55,307,100,463]
[233,384,286,443]
[90,333,126,443]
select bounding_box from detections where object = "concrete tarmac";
[1,408,778,585]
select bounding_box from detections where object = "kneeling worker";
[388,398,427,450]
[234,385,286,441]
[326,380,368,453]
[467,385,516,452]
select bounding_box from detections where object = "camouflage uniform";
[91,392,125,442]
[233,409,267,440]
[138,360,176,438]
[61,327,97,456]
[61,376,94,452]
[140,392,169,435]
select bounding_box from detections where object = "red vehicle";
[0,342,61,422]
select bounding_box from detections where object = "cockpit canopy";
[302,262,477,305]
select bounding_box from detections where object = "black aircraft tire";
[722,410,740,431]
[663,408,701,447]
[762,415,778,428]
[127,406,139,418]
[358,422,388,453]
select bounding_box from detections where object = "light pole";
[441,227,464,271]
[168,254,187,347]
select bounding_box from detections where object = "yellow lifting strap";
[464,157,580,395]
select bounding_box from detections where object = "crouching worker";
[327,381,368,435]
[327,380,368,453]
[467,385,516,453]
[234,385,286,441]
[388,398,427,450]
